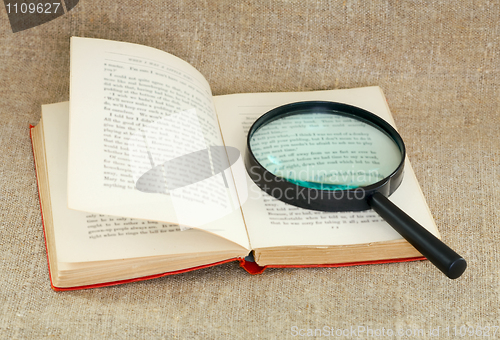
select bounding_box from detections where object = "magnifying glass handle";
[368,192,466,279]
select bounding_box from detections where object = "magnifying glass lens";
[250,113,402,189]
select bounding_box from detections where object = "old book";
[31,37,437,290]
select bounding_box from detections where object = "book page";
[42,102,248,263]
[67,37,249,249]
[214,87,438,249]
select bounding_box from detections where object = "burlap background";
[1,1,498,339]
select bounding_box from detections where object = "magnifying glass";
[245,101,466,279]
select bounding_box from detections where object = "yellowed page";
[214,86,438,249]
[44,102,248,263]
[67,37,249,249]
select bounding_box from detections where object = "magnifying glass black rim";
[245,101,406,212]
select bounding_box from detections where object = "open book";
[31,37,437,290]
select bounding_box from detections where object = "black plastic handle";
[368,192,466,279]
